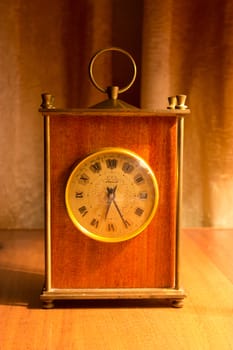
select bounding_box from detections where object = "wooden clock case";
[39,99,189,308]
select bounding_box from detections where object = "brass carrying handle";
[88,47,137,94]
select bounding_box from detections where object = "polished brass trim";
[41,287,186,299]
[39,107,189,306]
[89,47,137,94]
[175,117,184,289]
[44,115,52,291]
[40,287,186,308]
[65,147,159,243]
[40,93,55,109]
[39,108,190,116]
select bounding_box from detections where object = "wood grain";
[48,112,178,289]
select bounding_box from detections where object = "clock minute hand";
[112,199,129,229]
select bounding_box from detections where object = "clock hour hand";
[105,186,117,219]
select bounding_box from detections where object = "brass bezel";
[65,147,159,243]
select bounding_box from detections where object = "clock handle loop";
[88,47,137,96]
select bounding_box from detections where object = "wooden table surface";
[0,228,232,350]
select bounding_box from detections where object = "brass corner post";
[175,116,184,290]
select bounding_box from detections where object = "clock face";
[65,147,159,242]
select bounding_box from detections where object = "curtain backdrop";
[0,0,233,228]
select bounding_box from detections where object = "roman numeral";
[78,206,88,217]
[122,162,134,174]
[90,162,101,173]
[106,158,117,169]
[134,174,144,184]
[123,220,131,228]
[135,207,144,216]
[79,173,89,184]
[107,223,116,231]
[90,218,99,228]
[139,192,148,200]
[75,191,83,198]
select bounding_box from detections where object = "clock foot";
[171,299,184,308]
[42,299,54,309]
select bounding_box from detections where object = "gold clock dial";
[65,148,159,242]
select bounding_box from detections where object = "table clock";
[39,47,189,308]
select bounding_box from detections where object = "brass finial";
[41,93,55,109]
[167,95,188,110]
[167,96,177,109]
[176,95,188,110]
[106,86,119,100]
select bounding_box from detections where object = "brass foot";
[171,299,184,308]
[42,299,54,309]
